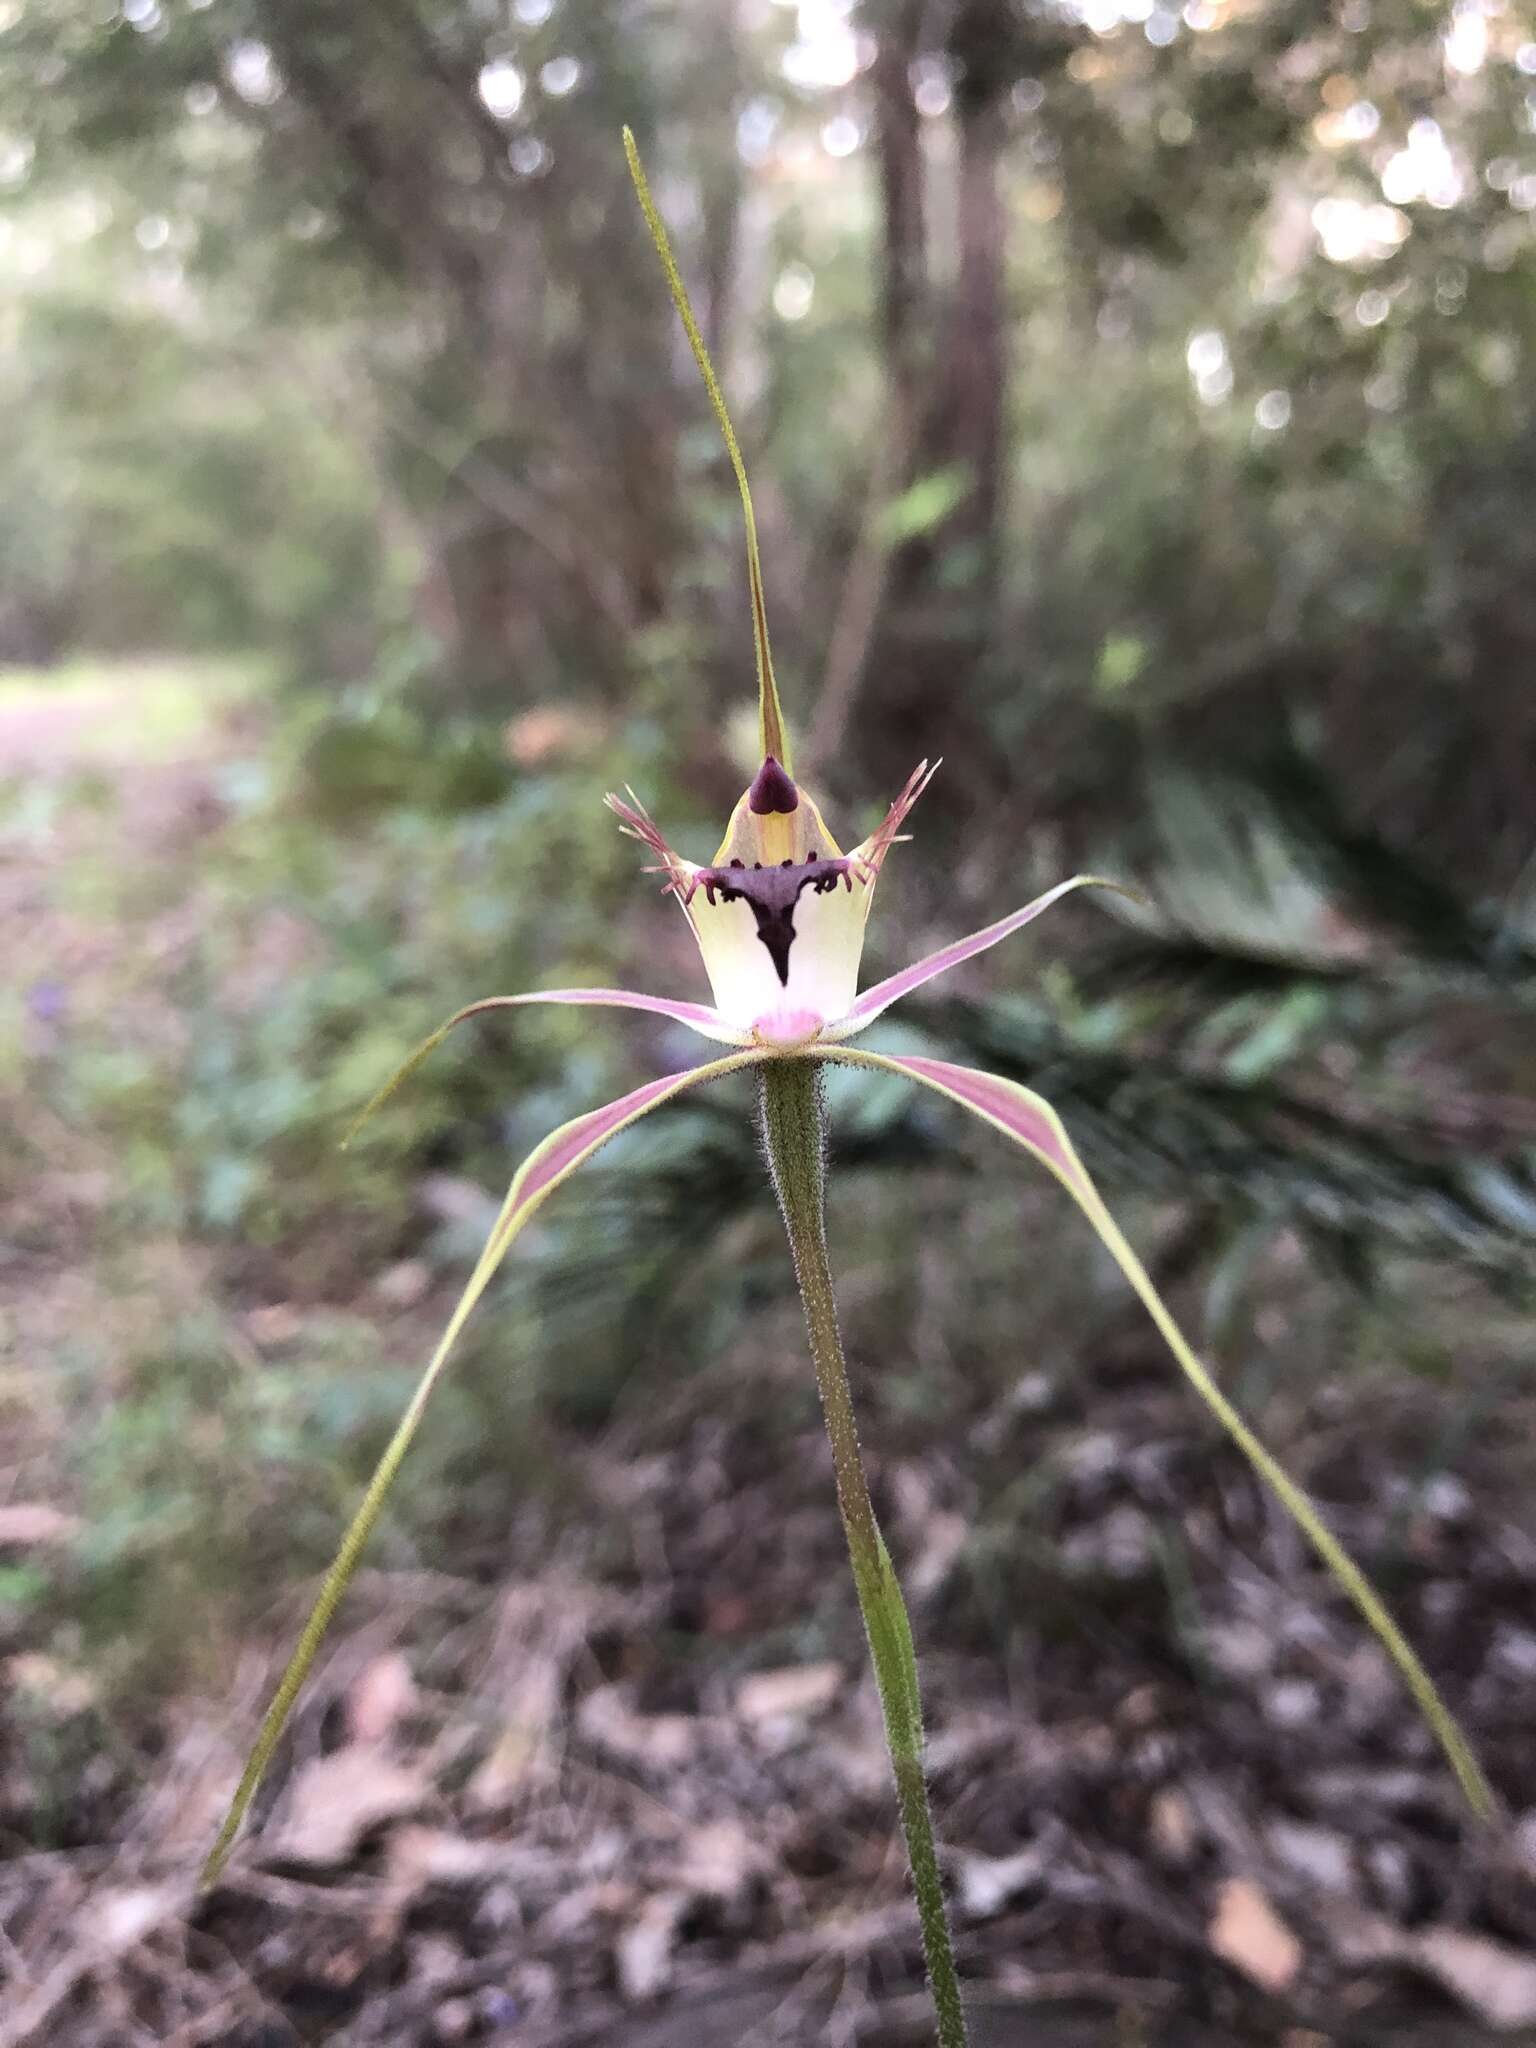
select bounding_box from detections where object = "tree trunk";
[871,0,930,423]
[855,0,1014,786]
[942,83,1008,610]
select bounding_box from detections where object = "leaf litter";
[6,1372,1536,2047]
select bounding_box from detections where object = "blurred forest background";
[3,0,1536,2041]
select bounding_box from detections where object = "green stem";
[758,1059,969,2048]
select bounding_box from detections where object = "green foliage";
[2,666,699,1716]
[21,1296,536,1727]
[0,276,401,666]
[2,0,1535,1813]
[874,469,972,549]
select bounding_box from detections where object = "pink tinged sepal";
[816,1050,1090,1194]
[342,989,749,1145]
[828,874,1131,1041]
[204,1048,764,1885]
[443,988,749,1046]
[807,1045,1495,1820]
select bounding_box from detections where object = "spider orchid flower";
[362,761,1112,1069]
[204,134,1491,2010]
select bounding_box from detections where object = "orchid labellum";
[204,129,1490,2047]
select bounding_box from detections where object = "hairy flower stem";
[758,1059,969,2048]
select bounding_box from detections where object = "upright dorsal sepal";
[622,126,792,772]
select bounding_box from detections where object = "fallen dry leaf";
[96,1883,186,1953]
[1267,1819,1354,1898]
[384,1824,513,1891]
[1148,1786,1199,1866]
[577,1684,698,1771]
[678,1818,767,1902]
[466,1603,571,1809]
[467,1718,553,1809]
[432,1996,476,2043]
[734,1661,842,1727]
[955,1841,1050,1919]
[1329,1908,1536,2028]
[344,1651,417,1747]
[1326,1903,1406,1968]
[0,1883,188,2048]
[616,1892,683,2002]
[1209,1876,1304,1994]
[267,1746,430,1866]
[1411,1927,1536,2027]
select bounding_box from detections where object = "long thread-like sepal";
[202,1052,761,1886]
[816,1046,1496,1821]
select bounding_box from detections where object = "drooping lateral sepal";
[202,1048,764,1885]
[809,1044,1495,1822]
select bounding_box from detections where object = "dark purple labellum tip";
[748,756,800,815]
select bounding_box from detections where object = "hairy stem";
[758,1059,968,2048]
